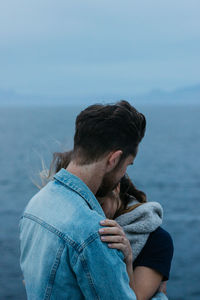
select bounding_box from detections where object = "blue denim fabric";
[19,168,168,300]
[19,168,137,299]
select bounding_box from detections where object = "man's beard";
[96,172,120,198]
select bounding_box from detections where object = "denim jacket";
[19,168,168,300]
[19,168,137,300]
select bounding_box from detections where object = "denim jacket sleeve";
[72,234,137,300]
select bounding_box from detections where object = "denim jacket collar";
[54,168,105,217]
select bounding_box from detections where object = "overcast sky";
[0,0,200,101]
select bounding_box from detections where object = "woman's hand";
[99,218,135,290]
[158,281,167,294]
[99,219,133,265]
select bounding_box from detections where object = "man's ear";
[106,150,123,172]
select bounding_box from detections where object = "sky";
[0,0,200,101]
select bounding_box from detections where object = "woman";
[97,175,173,300]
[42,150,173,299]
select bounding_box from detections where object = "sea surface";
[0,105,200,300]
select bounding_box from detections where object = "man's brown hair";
[72,100,146,164]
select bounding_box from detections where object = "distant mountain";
[0,84,200,106]
[136,84,200,105]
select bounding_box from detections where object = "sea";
[0,105,200,300]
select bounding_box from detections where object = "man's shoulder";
[23,180,104,245]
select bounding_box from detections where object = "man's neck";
[66,160,105,195]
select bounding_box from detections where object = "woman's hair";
[120,173,146,204]
[45,150,73,182]
[113,173,147,218]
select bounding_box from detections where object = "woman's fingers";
[99,219,133,263]
[100,219,120,228]
[99,219,125,236]
[100,234,127,244]
[159,281,167,294]
[99,226,125,236]
[108,243,126,251]
[108,243,132,262]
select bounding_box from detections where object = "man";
[19,100,146,299]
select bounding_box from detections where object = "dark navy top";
[132,227,174,281]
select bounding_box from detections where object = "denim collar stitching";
[54,168,105,217]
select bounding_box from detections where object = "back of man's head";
[72,100,146,165]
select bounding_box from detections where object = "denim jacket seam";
[23,213,79,251]
[22,213,102,255]
[54,178,94,210]
[77,232,100,252]
[54,176,101,213]
[44,243,65,300]
[74,232,124,264]
[79,252,100,300]
[71,232,100,266]
[54,176,85,196]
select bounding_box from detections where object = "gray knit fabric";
[115,196,163,262]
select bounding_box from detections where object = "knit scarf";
[115,196,163,262]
